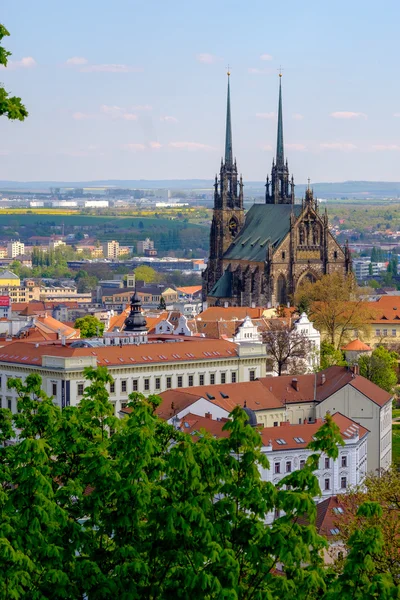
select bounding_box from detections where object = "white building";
[293,312,321,371]
[102,240,120,259]
[0,338,267,415]
[259,413,369,523]
[49,240,66,251]
[7,241,25,258]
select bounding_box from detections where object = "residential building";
[0,270,21,287]
[49,240,66,251]
[7,241,25,258]
[0,338,267,415]
[158,365,392,475]
[137,238,155,255]
[102,240,120,259]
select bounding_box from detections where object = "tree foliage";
[358,346,398,392]
[320,340,347,370]
[334,468,400,585]
[134,265,159,283]
[0,24,28,121]
[0,369,397,598]
[294,272,376,349]
[74,315,105,338]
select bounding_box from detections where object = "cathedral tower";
[265,74,295,205]
[203,72,245,296]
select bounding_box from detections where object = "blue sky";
[1,0,400,182]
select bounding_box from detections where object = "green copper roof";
[276,76,284,167]
[208,269,232,298]
[223,204,302,262]
[225,75,233,166]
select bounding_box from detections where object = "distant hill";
[1,179,400,199]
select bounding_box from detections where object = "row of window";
[274,455,348,474]
[77,370,243,397]
[375,329,397,337]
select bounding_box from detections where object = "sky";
[1,0,400,183]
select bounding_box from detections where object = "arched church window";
[299,226,305,245]
[228,217,238,238]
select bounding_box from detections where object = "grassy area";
[393,424,400,468]
[393,408,400,420]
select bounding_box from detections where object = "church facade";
[203,74,351,307]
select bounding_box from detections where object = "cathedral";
[203,73,351,307]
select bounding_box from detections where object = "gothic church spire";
[265,73,294,205]
[225,71,233,167]
[276,73,284,168]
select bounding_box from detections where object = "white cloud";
[100,105,137,120]
[122,143,146,151]
[131,104,152,111]
[330,111,367,119]
[260,53,273,61]
[149,142,162,149]
[65,56,88,66]
[292,113,304,120]
[169,141,214,151]
[80,63,143,73]
[1,56,37,70]
[371,144,400,151]
[260,144,273,151]
[394,113,400,118]
[160,116,178,123]
[256,112,275,119]
[286,143,306,151]
[320,142,357,151]
[196,53,218,64]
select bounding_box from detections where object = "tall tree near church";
[0,24,28,120]
[294,272,376,349]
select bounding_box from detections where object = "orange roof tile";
[157,381,283,420]
[0,338,238,368]
[176,285,202,295]
[342,339,371,351]
[260,412,368,450]
[199,306,265,320]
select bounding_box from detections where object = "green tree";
[359,346,398,392]
[0,369,398,598]
[134,264,158,283]
[74,315,105,338]
[0,24,28,120]
[320,340,347,370]
[158,295,167,310]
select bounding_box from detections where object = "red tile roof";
[199,306,266,320]
[177,413,230,439]
[259,366,392,407]
[157,381,283,420]
[176,286,202,295]
[260,412,368,451]
[298,496,345,538]
[0,338,238,368]
[342,339,371,351]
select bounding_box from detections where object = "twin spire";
[224,71,233,167]
[222,71,287,183]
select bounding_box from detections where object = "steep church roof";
[209,269,232,298]
[223,203,303,262]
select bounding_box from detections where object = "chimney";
[292,378,299,391]
[321,373,326,385]
[224,302,229,308]
[205,412,212,419]
[280,420,290,427]
[352,364,359,376]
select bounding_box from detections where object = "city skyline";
[1,0,400,182]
